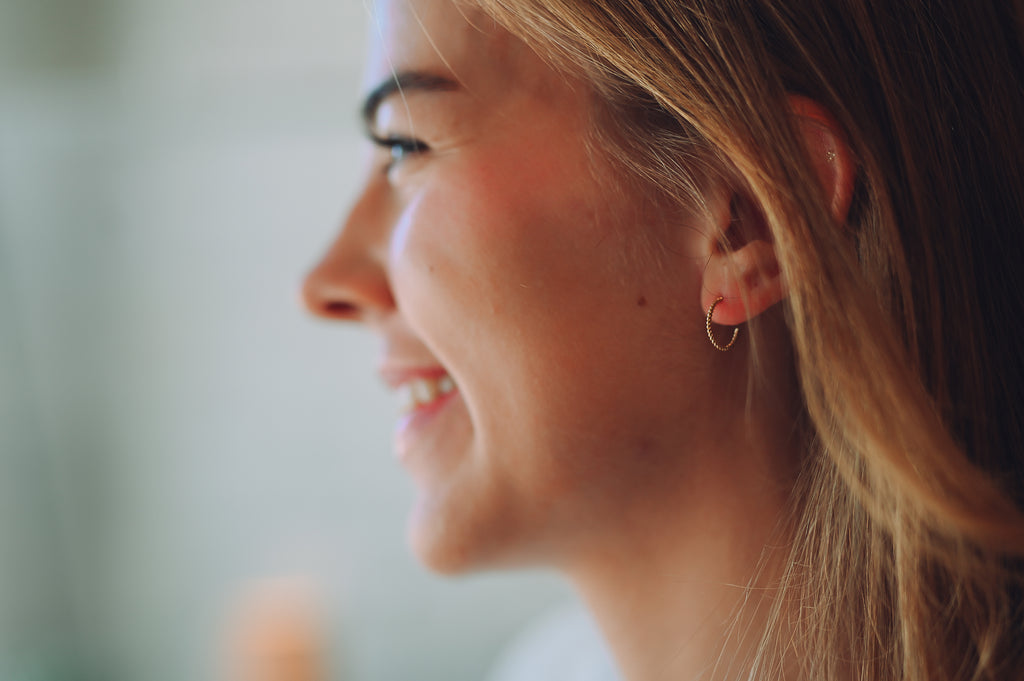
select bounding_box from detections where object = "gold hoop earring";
[705,296,739,352]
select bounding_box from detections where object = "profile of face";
[304,0,743,574]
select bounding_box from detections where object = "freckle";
[428,265,435,274]
[637,295,647,307]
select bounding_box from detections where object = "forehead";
[365,0,564,101]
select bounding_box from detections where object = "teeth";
[397,374,456,413]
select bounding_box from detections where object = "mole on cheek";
[637,295,647,307]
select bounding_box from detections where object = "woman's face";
[305,0,720,573]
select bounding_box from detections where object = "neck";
[562,370,802,680]
[569,489,793,681]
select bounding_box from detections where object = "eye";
[371,134,430,172]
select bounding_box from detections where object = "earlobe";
[698,176,786,327]
[701,238,786,327]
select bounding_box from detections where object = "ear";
[701,95,856,326]
[700,191,785,327]
[789,95,857,221]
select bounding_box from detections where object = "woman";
[304,0,1024,679]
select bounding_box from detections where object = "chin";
[405,492,536,576]
[408,527,477,576]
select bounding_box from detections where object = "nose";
[302,178,395,323]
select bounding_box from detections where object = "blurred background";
[0,0,572,679]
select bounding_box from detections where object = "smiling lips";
[384,368,460,467]
[394,373,457,414]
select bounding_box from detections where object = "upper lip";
[378,364,451,389]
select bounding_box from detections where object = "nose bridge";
[302,175,395,322]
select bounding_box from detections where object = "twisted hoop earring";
[705,296,739,352]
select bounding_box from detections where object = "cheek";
[392,158,672,419]
[392,155,621,357]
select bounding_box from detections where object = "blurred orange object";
[223,578,329,681]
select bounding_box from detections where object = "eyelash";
[371,134,430,171]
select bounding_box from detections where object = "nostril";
[324,301,358,317]
[301,267,363,320]
[301,253,392,322]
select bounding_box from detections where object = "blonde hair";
[464,0,1024,678]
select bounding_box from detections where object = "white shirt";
[486,604,622,681]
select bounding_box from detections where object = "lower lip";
[394,388,459,461]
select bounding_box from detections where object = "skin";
[302,0,852,677]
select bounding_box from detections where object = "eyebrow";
[360,71,460,130]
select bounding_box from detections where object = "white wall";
[0,1,571,679]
